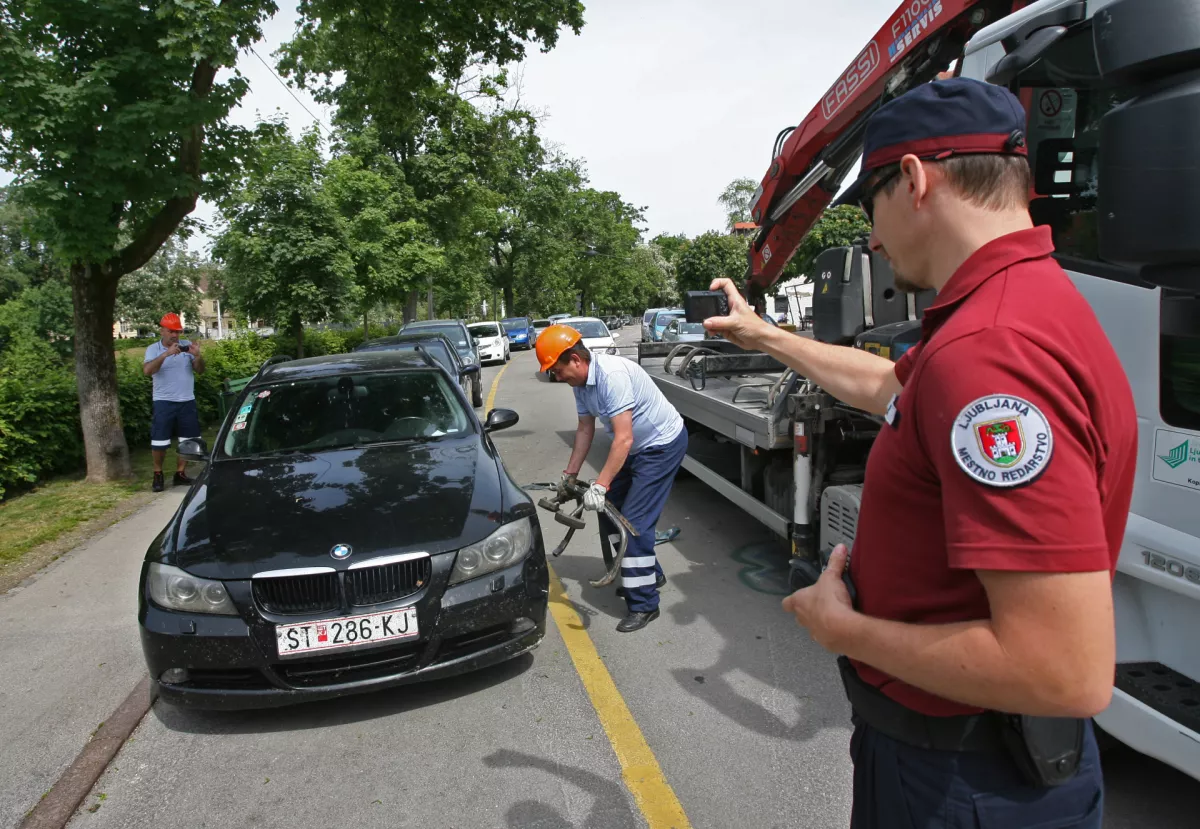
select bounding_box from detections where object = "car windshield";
[404,323,469,349]
[469,322,502,338]
[677,322,705,335]
[501,319,527,332]
[533,320,551,327]
[655,312,684,326]
[222,371,471,458]
[566,321,609,339]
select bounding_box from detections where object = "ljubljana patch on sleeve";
[951,395,1053,487]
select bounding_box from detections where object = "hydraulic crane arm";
[746,0,1024,297]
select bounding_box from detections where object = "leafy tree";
[115,237,203,334]
[0,0,277,481]
[676,231,750,294]
[718,178,759,231]
[0,187,67,303]
[649,233,691,265]
[214,127,354,358]
[787,205,872,280]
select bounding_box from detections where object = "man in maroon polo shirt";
[705,78,1136,828]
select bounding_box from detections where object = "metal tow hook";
[524,481,640,587]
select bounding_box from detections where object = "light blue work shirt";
[143,339,197,402]
[574,353,684,455]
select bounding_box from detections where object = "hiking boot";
[615,572,666,598]
[173,470,193,486]
[152,471,165,493]
[616,609,659,633]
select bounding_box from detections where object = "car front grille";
[253,556,432,615]
[348,558,432,606]
[253,572,340,615]
[276,641,425,687]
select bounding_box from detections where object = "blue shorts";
[151,399,201,449]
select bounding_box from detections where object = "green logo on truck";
[1159,440,1190,470]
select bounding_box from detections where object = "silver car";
[661,318,708,343]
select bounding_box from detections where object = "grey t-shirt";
[143,340,196,402]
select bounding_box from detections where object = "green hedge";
[0,325,394,499]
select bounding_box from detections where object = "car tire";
[472,373,484,408]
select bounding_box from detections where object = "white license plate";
[275,607,418,658]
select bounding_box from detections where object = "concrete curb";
[19,677,152,829]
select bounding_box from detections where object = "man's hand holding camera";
[701,279,774,349]
[782,544,859,653]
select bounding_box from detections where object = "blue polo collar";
[586,354,599,387]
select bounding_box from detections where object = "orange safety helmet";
[535,324,581,372]
[159,312,183,331]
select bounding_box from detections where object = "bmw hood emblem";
[330,544,353,560]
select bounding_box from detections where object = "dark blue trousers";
[598,428,688,613]
[849,719,1104,829]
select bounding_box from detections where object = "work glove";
[583,482,607,512]
[557,472,578,500]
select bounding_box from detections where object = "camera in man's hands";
[684,290,731,324]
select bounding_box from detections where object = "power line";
[248,45,333,138]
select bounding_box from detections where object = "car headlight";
[448,517,534,585]
[147,563,238,615]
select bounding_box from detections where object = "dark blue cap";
[834,77,1028,208]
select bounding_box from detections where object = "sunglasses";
[858,165,902,223]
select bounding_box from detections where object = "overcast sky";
[8,1,904,254]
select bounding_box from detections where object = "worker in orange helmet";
[536,324,687,632]
[143,312,206,492]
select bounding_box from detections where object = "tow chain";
[524,481,640,588]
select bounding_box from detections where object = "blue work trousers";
[599,428,688,613]
[849,719,1103,828]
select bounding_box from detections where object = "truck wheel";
[472,374,484,408]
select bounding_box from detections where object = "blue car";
[501,316,535,350]
[651,309,685,342]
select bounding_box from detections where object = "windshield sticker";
[257,390,271,399]
[235,412,248,424]
[232,422,247,431]
[239,404,253,415]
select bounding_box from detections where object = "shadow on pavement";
[153,652,535,735]
[483,748,640,829]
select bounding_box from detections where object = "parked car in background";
[560,316,617,352]
[650,309,685,342]
[641,307,667,341]
[531,319,552,343]
[398,319,483,407]
[354,332,480,406]
[501,317,534,350]
[468,321,510,366]
[547,313,572,323]
[138,350,546,710]
[662,318,708,343]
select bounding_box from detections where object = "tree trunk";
[71,263,131,482]
[503,284,514,318]
[427,281,435,320]
[292,312,304,358]
[363,308,369,340]
[404,290,418,323]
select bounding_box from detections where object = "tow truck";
[638,0,1200,781]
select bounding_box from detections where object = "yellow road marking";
[548,565,693,829]
[485,361,510,411]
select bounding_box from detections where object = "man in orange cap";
[143,312,206,492]
[537,324,686,632]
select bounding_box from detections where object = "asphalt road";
[3,342,1197,829]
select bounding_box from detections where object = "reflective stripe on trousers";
[599,427,687,613]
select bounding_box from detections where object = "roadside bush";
[116,354,154,451]
[0,338,84,498]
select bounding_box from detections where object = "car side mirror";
[178,438,209,462]
[484,408,519,433]
[461,364,481,376]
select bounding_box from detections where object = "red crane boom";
[746,0,1025,297]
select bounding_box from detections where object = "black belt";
[837,656,1006,753]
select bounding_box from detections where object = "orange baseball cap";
[159,313,183,331]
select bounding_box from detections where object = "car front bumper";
[510,334,530,349]
[141,557,549,710]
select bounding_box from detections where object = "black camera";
[684,290,730,324]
